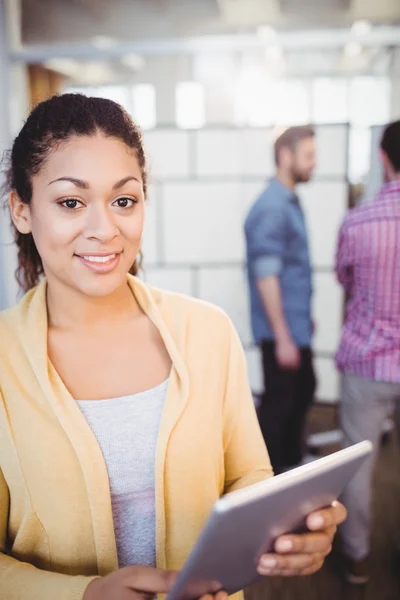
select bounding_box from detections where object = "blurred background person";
[244,126,317,474]
[336,120,400,585]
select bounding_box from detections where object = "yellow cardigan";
[0,275,272,600]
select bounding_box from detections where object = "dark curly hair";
[4,93,147,292]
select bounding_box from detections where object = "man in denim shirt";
[244,126,316,474]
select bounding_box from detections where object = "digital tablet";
[167,440,372,600]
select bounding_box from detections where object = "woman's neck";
[46,278,140,330]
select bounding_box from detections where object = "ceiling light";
[91,36,117,49]
[120,54,145,71]
[344,41,362,58]
[44,59,80,77]
[351,20,372,37]
[257,25,277,41]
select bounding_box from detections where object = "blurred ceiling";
[21,0,400,44]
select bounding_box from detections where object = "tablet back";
[167,441,372,600]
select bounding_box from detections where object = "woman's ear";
[9,191,32,234]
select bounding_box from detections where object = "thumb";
[125,566,178,594]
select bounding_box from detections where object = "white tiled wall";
[141,125,349,404]
[314,357,341,404]
[242,129,275,177]
[315,125,348,178]
[245,346,264,395]
[141,184,159,265]
[300,181,348,268]
[198,267,252,346]
[196,130,243,177]
[313,272,343,355]
[143,267,193,296]
[145,130,190,179]
[163,182,245,263]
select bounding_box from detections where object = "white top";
[76,378,168,568]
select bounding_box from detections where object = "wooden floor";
[246,406,400,600]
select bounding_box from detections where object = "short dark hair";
[274,125,315,166]
[380,120,400,173]
[4,93,147,292]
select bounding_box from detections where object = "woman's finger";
[257,552,324,576]
[258,556,325,578]
[307,501,347,531]
[274,527,335,555]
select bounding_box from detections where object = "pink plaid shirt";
[336,180,400,382]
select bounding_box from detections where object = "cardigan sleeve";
[0,395,98,600]
[222,321,274,494]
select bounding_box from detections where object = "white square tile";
[142,267,193,296]
[315,125,348,178]
[314,357,340,404]
[196,130,242,177]
[242,129,275,178]
[141,184,158,266]
[299,181,348,268]
[163,181,246,263]
[198,267,252,346]
[143,130,190,179]
[245,346,263,395]
[312,272,343,354]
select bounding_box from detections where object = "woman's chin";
[72,271,130,299]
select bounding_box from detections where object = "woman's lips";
[75,252,122,274]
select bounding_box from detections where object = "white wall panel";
[300,181,347,268]
[313,272,343,354]
[198,267,252,346]
[315,125,348,178]
[242,129,274,178]
[163,182,245,263]
[245,346,263,395]
[141,185,158,265]
[143,267,193,296]
[144,130,190,179]
[196,130,242,177]
[314,357,340,404]
[241,180,267,217]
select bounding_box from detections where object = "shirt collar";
[376,179,400,200]
[269,176,299,204]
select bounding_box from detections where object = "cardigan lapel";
[19,280,118,575]
[20,277,190,573]
[127,276,190,569]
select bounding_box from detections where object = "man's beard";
[292,168,311,184]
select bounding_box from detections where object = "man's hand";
[276,337,300,370]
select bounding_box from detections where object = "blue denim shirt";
[244,178,313,347]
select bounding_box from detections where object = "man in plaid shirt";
[336,120,400,585]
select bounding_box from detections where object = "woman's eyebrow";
[48,175,141,189]
[48,176,89,188]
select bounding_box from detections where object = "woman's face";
[12,134,145,298]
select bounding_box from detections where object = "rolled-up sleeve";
[253,255,282,278]
[245,199,286,281]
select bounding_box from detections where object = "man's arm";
[245,199,299,370]
[257,274,300,369]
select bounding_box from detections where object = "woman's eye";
[60,199,82,210]
[114,197,136,208]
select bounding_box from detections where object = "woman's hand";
[257,501,347,578]
[83,565,228,600]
